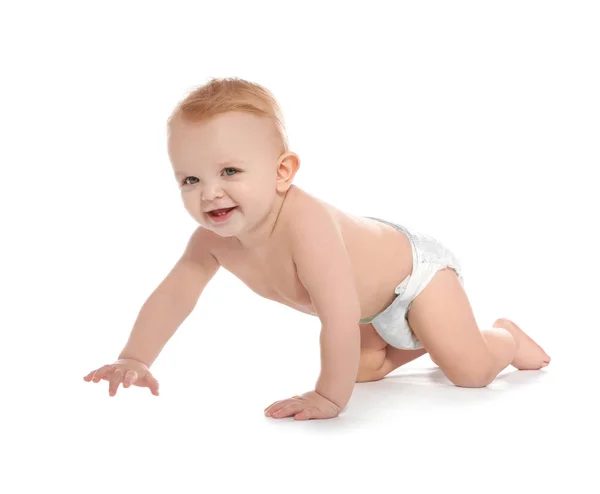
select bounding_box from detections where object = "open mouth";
[207,206,237,222]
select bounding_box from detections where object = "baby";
[83,77,550,420]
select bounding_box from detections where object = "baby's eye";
[181,168,239,186]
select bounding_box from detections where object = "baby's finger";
[264,400,282,413]
[145,373,160,396]
[92,365,114,383]
[83,370,97,381]
[272,403,304,419]
[108,368,124,396]
[293,408,316,421]
[123,371,138,388]
[265,400,292,417]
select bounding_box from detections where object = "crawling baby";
[84,77,550,420]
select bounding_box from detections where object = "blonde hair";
[167,77,289,154]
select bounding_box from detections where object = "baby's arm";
[290,202,362,411]
[118,226,221,368]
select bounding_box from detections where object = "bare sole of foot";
[493,318,551,370]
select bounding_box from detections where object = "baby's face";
[168,111,282,236]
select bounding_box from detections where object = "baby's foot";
[493,318,551,370]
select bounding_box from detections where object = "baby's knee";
[355,370,385,383]
[356,349,386,383]
[444,358,496,388]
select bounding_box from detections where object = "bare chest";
[213,210,413,321]
[216,243,314,315]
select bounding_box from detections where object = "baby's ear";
[276,152,300,190]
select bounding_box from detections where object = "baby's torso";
[210,186,413,322]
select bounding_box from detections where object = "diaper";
[360,216,465,350]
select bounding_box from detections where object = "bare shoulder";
[181,225,221,270]
[283,186,347,264]
[283,185,340,237]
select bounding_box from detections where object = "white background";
[1,1,598,492]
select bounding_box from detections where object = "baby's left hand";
[264,390,341,420]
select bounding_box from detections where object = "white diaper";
[360,217,465,350]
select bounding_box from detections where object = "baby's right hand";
[83,358,160,397]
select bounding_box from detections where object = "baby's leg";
[357,346,428,382]
[492,318,550,370]
[357,322,428,382]
[378,346,429,378]
[406,268,550,387]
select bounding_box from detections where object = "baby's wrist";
[117,354,150,367]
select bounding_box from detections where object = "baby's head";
[167,77,300,238]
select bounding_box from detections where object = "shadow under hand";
[262,367,550,431]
